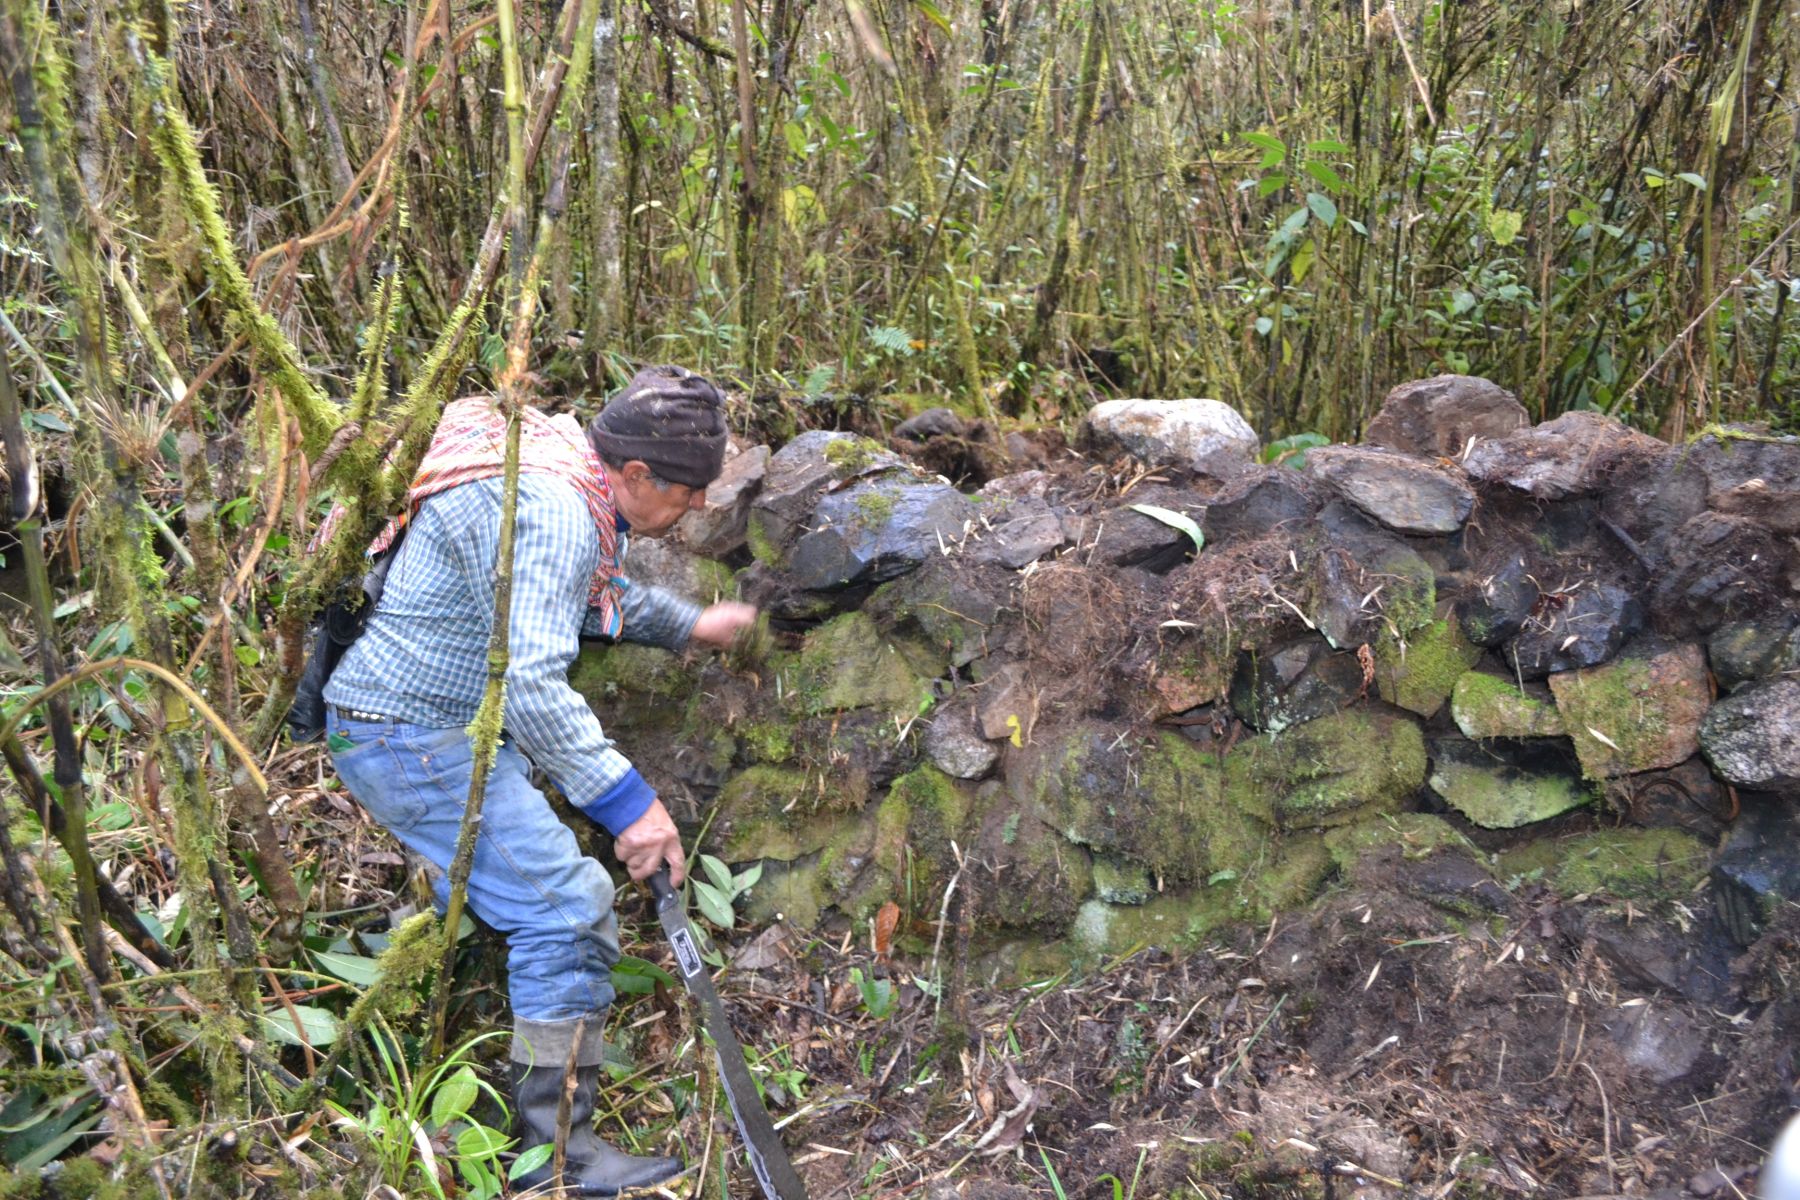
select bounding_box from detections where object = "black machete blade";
[650,870,810,1200]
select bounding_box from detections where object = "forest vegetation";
[0,0,1795,1195]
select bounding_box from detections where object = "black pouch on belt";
[286,532,406,744]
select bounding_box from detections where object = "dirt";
[577,872,1798,1200]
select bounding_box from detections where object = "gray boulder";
[1080,398,1259,476]
[923,708,1000,780]
[967,497,1066,569]
[1229,639,1364,734]
[1305,445,1476,535]
[749,432,901,562]
[1708,618,1800,691]
[1699,678,1800,790]
[1363,374,1529,458]
[1713,799,1800,944]
[1505,581,1641,678]
[1199,466,1319,548]
[788,477,975,591]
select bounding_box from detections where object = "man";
[324,366,756,1195]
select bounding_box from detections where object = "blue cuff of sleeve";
[577,768,656,836]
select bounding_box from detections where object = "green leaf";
[313,948,382,989]
[1305,191,1338,228]
[734,861,764,892]
[510,1143,555,1181]
[610,954,677,996]
[1676,172,1707,190]
[431,1066,480,1128]
[1255,172,1287,198]
[1306,138,1350,156]
[912,0,953,34]
[700,854,734,894]
[1128,504,1204,553]
[256,1003,340,1047]
[693,880,735,930]
[1301,159,1346,192]
[1241,131,1286,169]
[1488,209,1523,246]
[455,1123,512,1161]
[1260,432,1329,469]
[1290,238,1316,284]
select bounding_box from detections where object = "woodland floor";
[280,745,1799,1200]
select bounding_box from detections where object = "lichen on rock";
[1450,671,1566,738]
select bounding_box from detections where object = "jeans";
[329,713,620,1022]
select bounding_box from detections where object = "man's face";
[611,461,709,536]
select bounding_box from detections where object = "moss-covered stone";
[1375,618,1481,717]
[737,721,796,764]
[1496,828,1712,901]
[746,509,785,566]
[883,766,971,894]
[791,611,929,716]
[1450,671,1566,738]
[712,766,849,860]
[1027,730,1269,888]
[823,434,889,475]
[1547,644,1709,779]
[1323,813,1479,872]
[741,860,824,928]
[1227,708,1427,831]
[1428,738,1591,829]
[1093,857,1154,904]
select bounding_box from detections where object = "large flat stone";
[1464,410,1664,500]
[678,443,769,558]
[788,478,975,590]
[1505,581,1642,678]
[1548,643,1710,778]
[749,431,901,562]
[1306,445,1476,535]
[1428,736,1589,828]
[1081,398,1259,476]
[1363,374,1530,457]
[1450,672,1565,739]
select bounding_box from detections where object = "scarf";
[323,397,628,638]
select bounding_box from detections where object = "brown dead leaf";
[873,901,900,962]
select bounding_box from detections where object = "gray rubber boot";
[509,1019,682,1196]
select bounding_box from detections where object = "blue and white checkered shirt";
[325,474,702,834]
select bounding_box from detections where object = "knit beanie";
[586,365,729,489]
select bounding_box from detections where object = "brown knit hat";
[586,365,728,489]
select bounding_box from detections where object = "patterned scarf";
[324,397,628,637]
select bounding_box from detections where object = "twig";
[1385,0,1437,124]
[1581,1060,1617,1193]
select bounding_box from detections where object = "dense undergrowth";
[0,0,1796,1196]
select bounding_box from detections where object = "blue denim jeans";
[329,713,620,1022]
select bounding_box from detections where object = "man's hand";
[614,798,685,884]
[690,601,759,649]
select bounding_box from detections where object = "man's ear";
[620,460,655,488]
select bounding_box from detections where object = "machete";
[649,868,810,1200]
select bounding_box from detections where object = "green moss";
[741,860,824,928]
[1428,752,1590,829]
[885,767,970,890]
[713,767,849,860]
[738,721,795,764]
[1495,829,1711,901]
[1376,618,1481,717]
[570,642,693,705]
[791,611,928,716]
[1227,709,1428,831]
[1547,654,1696,780]
[1093,856,1154,904]
[746,510,784,566]
[854,488,898,528]
[1071,887,1239,957]
[1451,671,1565,738]
[823,434,886,475]
[1323,813,1478,873]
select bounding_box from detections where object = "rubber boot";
[509,1021,682,1196]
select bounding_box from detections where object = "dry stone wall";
[577,377,1800,971]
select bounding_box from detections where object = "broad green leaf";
[1260,432,1329,469]
[256,1003,340,1047]
[734,862,764,892]
[1290,238,1316,284]
[1255,172,1287,198]
[693,880,735,930]
[510,1144,555,1181]
[1306,138,1350,156]
[1306,191,1338,228]
[1301,159,1347,191]
[1279,206,1310,238]
[700,854,734,894]
[1488,209,1523,246]
[611,954,677,996]
[455,1123,512,1161]
[313,948,382,989]
[431,1066,480,1128]
[1128,504,1204,553]
[1241,131,1286,169]
[1676,172,1707,190]
[912,0,953,34]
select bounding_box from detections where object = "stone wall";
[577,378,1800,970]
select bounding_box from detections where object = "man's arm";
[589,580,703,650]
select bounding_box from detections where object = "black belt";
[332,704,390,723]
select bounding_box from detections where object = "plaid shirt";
[325,474,702,834]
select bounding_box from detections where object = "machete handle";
[648,867,679,911]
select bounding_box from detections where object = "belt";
[332,704,391,723]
